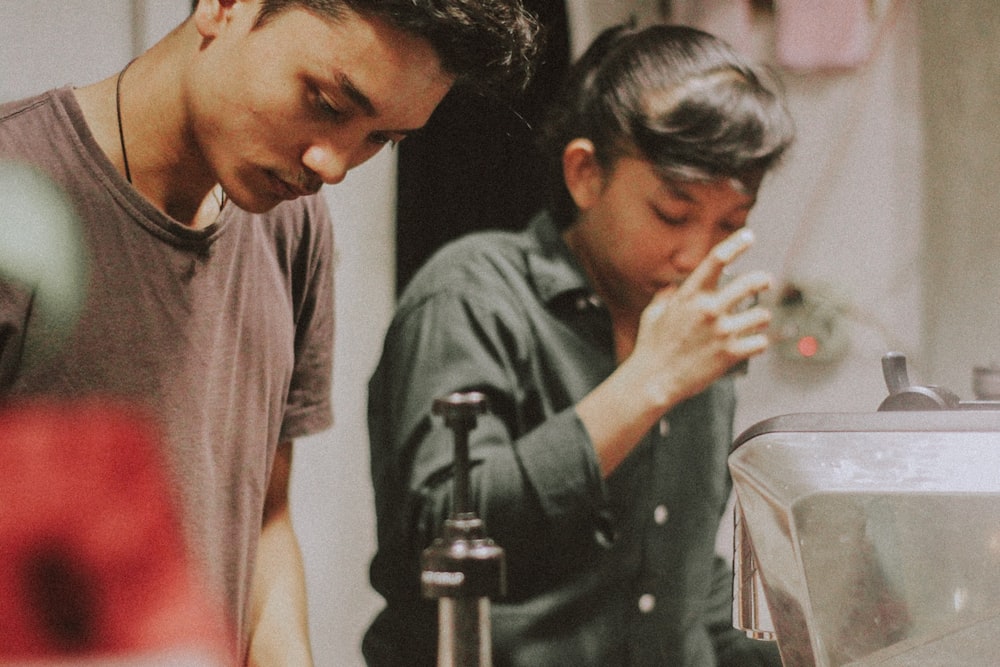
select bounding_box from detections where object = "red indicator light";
[797,335,819,358]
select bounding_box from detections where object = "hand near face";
[626,228,772,407]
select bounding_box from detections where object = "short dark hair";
[252,0,542,95]
[540,23,794,228]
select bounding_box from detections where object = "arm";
[368,286,607,582]
[247,440,313,667]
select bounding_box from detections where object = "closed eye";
[313,88,400,148]
[652,205,686,227]
[315,91,346,120]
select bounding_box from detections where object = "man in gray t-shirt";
[1,84,336,658]
[0,1,540,663]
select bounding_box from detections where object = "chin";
[229,190,285,214]
[241,199,283,214]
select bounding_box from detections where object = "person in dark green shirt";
[364,23,794,667]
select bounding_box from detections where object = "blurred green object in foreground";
[0,161,87,367]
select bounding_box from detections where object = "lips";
[288,180,320,198]
[266,172,310,200]
[274,176,304,200]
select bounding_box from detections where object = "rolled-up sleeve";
[368,287,609,581]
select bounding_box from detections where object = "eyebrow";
[664,179,757,209]
[664,181,695,203]
[339,73,376,116]
[337,73,425,137]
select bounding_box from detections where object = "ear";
[562,138,604,211]
[192,0,240,38]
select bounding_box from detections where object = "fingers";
[641,227,773,370]
[680,228,756,295]
[685,270,772,321]
[717,302,771,337]
[727,332,770,357]
[715,284,771,359]
[714,308,770,371]
[714,227,756,264]
[718,269,772,311]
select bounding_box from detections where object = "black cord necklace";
[115,58,136,184]
[114,59,227,213]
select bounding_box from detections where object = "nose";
[302,132,388,186]
[671,225,718,274]
[301,144,350,186]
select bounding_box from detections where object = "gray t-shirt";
[0,87,334,657]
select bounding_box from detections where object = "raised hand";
[627,228,773,407]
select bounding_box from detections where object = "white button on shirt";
[638,593,656,613]
[658,418,670,437]
[653,504,669,525]
[574,294,603,311]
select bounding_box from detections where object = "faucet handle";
[881,351,911,395]
[878,352,960,411]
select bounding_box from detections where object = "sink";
[729,411,1000,666]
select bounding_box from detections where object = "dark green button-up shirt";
[363,212,776,667]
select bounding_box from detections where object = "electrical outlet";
[770,282,850,364]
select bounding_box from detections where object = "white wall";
[293,155,395,665]
[919,1,1000,396]
[0,1,134,101]
[565,0,662,57]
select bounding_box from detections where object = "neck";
[75,20,218,226]
[562,225,643,363]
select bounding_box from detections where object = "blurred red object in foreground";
[0,399,232,665]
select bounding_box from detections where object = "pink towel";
[775,0,875,72]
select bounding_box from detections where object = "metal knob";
[878,352,959,411]
[432,392,488,516]
[423,392,505,667]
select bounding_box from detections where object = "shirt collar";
[525,211,603,310]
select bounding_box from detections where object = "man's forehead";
[305,10,452,110]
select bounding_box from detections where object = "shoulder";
[382,230,539,362]
[0,90,55,122]
[397,228,534,311]
[0,90,66,158]
[409,228,532,291]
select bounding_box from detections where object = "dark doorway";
[394,0,571,293]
